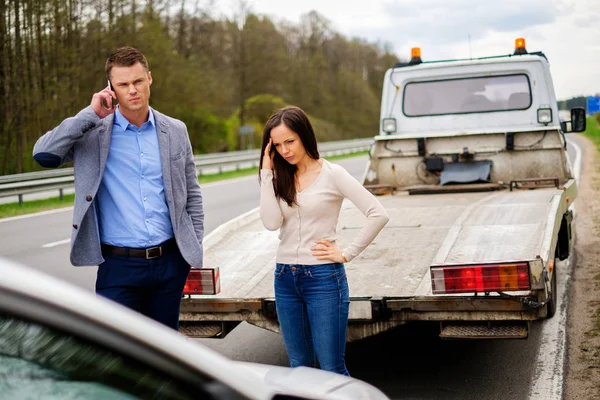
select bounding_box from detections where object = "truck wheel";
[546,263,558,319]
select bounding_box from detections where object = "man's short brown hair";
[105,47,149,79]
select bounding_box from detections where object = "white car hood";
[235,361,389,400]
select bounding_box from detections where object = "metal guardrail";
[0,138,373,204]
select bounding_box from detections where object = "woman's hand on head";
[262,138,275,170]
[311,240,347,263]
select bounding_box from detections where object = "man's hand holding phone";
[91,80,118,119]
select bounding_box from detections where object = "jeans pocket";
[336,269,348,285]
[307,263,344,281]
[274,264,286,280]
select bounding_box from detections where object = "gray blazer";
[33,106,204,267]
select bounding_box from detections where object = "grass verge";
[0,194,76,219]
[582,115,600,354]
[0,150,369,219]
[583,115,600,149]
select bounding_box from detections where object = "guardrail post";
[18,194,23,206]
[59,188,64,200]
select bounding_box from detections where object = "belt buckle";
[146,246,162,259]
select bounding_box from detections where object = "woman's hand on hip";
[311,240,347,263]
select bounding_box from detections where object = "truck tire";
[546,262,558,318]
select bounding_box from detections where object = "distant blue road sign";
[588,96,600,114]
[239,125,255,135]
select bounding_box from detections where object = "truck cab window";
[403,74,532,116]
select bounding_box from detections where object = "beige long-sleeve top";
[260,159,389,265]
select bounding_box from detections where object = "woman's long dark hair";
[258,106,320,207]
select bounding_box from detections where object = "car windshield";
[402,74,532,116]
[0,314,194,400]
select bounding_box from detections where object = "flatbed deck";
[192,182,574,301]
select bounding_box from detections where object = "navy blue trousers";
[96,245,190,330]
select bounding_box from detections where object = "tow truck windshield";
[402,73,532,116]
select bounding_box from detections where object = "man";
[33,47,204,330]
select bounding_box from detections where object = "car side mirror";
[570,107,586,132]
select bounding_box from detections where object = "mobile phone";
[101,79,118,109]
[107,80,118,107]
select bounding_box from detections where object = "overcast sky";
[216,0,600,101]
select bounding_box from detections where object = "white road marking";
[42,238,71,248]
[527,258,571,400]
[6,176,256,248]
[528,138,581,400]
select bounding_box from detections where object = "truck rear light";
[431,262,530,294]
[183,267,221,295]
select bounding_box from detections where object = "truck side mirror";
[561,107,586,133]
[560,120,568,132]
[570,107,586,132]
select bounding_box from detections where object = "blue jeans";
[96,245,190,330]
[274,263,350,376]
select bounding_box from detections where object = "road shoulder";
[564,134,600,399]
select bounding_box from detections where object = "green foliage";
[228,94,288,149]
[0,3,399,174]
[309,116,345,142]
[175,107,230,153]
[245,94,288,125]
[0,194,75,219]
[558,96,588,110]
[583,116,600,150]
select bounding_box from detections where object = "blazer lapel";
[155,112,173,205]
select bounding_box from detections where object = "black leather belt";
[101,238,176,259]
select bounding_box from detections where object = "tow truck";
[179,38,586,340]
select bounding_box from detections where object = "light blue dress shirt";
[97,107,174,247]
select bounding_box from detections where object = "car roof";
[0,257,272,400]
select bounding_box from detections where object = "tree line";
[558,96,588,111]
[0,0,399,175]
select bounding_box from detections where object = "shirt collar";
[114,106,156,130]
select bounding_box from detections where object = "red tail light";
[183,267,220,295]
[431,262,530,294]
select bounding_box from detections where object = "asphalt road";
[0,142,582,400]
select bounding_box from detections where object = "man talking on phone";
[32,47,204,330]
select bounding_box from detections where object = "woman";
[259,106,389,376]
